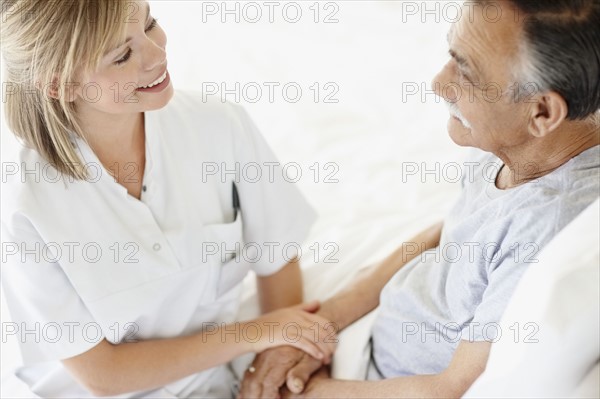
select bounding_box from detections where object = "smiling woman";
[0,0,334,398]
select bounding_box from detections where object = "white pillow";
[465,199,600,398]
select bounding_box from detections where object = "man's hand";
[238,346,322,399]
[280,365,331,399]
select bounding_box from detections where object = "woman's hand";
[247,300,338,362]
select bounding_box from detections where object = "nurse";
[0,0,335,397]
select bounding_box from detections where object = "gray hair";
[495,0,600,122]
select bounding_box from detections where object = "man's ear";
[528,91,569,138]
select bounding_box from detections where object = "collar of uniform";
[67,111,157,199]
[67,132,121,196]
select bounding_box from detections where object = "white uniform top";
[0,90,317,398]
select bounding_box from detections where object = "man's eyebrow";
[448,47,481,80]
[448,49,472,71]
[446,29,483,79]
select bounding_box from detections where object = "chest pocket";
[201,183,251,299]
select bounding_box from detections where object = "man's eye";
[458,68,471,82]
[114,18,159,66]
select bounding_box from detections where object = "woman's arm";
[257,256,303,313]
[63,329,251,397]
[62,303,336,397]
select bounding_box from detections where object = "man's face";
[432,2,532,153]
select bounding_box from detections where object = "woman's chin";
[142,86,175,111]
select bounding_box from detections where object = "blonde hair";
[1,0,129,180]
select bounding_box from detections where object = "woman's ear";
[35,74,78,102]
[528,91,569,138]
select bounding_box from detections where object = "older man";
[239,1,600,398]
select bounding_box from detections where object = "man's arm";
[283,340,491,399]
[257,256,303,313]
[239,221,444,398]
[317,221,443,330]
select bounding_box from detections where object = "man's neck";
[494,122,600,189]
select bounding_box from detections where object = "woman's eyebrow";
[119,2,151,45]
[104,2,151,56]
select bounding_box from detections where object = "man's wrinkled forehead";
[447,3,523,79]
[447,3,481,43]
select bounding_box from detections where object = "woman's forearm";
[317,221,443,331]
[65,292,338,397]
[64,324,255,397]
[257,257,303,313]
[73,260,305,396]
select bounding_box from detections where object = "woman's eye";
[115,49,132,65]
[114,18,159,66]
[147,17,158,31]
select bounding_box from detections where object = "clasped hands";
[238,300,339,399]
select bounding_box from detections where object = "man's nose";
[431,70,444,98]
[430,62,458,103]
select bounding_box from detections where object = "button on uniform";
[153,243,161,251]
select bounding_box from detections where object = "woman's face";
[72,0,173,114]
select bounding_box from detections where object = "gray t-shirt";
[369,145,600,379]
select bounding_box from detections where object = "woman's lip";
[138,67,168,88]
[136,71,170,93]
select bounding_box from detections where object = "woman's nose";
[144,39,167,72]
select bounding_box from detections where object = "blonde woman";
[0,0,335,397]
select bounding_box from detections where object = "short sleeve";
[227,103,318,276]
[459,196,563,343]
[1,218,104,365]
[459,254,531,343]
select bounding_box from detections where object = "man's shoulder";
[526,145,599,226]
